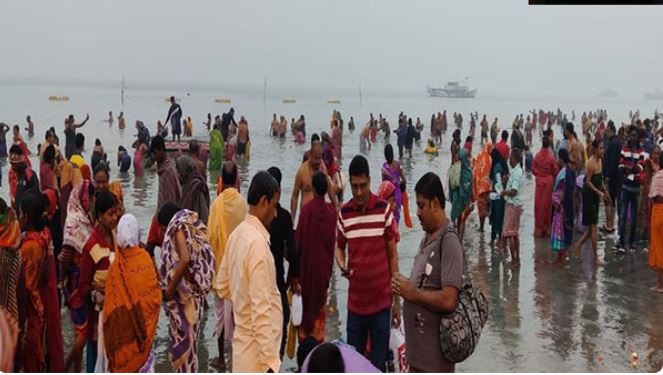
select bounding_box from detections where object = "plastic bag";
[291,293,303,326]
[389,325,409,373]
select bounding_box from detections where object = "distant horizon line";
[0,75,659,102]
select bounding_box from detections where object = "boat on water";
[644,89,663,100]
[283,99,296,104]
[49,96,70,101]
[215,98,232,104]
[597,88,618,98]
[327,99,341,104]
[165,139,209,153]
[427,79,477,98]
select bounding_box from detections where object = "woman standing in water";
[551,149,572,266]
[572,140,608,265]
[381,144,405,223]
[158,204,215,373]
[16,192,65,372]
[133,141,147,178]
[103,214,162,372]
[15,193,50,372]
[450,144,473,240]
[473,141,493,232]
[60,180,96,373]
[69,191,119,372]
[490,147,508,247]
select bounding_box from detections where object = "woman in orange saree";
[103,214,161,372]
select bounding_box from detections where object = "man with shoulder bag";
[392,172,488,373]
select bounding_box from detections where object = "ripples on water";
[1,84,661,372]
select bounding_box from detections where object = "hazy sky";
[1,0,662,96]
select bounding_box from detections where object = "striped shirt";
[619,145,648,190]
[337,193,395,315]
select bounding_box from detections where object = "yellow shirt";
[216,214,283,373]
[208,188,247,274]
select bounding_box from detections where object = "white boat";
[644,89,663,100]
[427,79,477,98]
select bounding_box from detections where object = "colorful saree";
[473,143,493,221]
[159,210,215,373]
[550,167,567,252]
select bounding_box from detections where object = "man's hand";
[391,273,416,301]
[339,265,354,279]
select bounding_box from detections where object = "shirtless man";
[118,112,126,129]
[237,116,250,158]
[379,117,391,141]
[290,141,338,223]
[64,113,89,160]
[360,123,371,154]
[331,119,343,159]
[278,116,287,138]
[271,113,279,136]
[25,115,34,137]
[564,123,584,172]
[108,110,114,125]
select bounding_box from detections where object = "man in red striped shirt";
[335,155,400,372]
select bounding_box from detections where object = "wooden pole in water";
[121,75,125,109]
[263,78,267,109]
[359,83,362,108]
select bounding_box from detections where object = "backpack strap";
[417,223,459,289]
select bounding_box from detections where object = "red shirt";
[337,193,395,315]
[495,140,510,161]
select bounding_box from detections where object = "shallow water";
[1,83,661,372]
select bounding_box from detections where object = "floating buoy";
[48,96,70,101]
[282,99,296,104]
[327,99,341,104]
[214,98,232,104]
[164,97,181,102]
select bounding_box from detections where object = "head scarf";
[117,214,141,249]
[103,215,161,372]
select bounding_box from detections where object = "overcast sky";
[1,0,662,96]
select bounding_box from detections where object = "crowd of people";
[0,99,662,374]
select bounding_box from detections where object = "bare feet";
[649,286,663,293]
